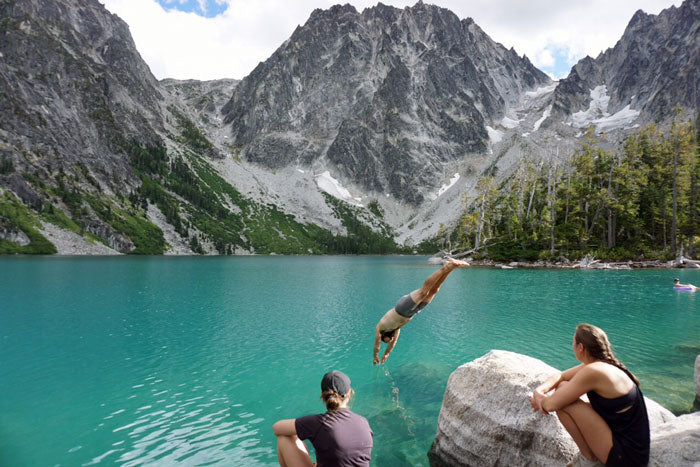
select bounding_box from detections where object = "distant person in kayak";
[273,370,373,466]
[673,278,698,290]
[530,323,650,467]
[373,258,469,364]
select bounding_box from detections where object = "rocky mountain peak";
[552,0,698,126]
[628,9,650,27]
[221,1,549,205]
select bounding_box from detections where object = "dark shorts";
[604,437,648,467]
[394,294,428,318]
[604,441,626,467]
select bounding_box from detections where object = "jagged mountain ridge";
[0,0,377,255]
[552,0,699,127]
[221,2,550,205]
[0,0,697,255]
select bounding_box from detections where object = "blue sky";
[155,0,227,18]
[536,45,580,80]
[103,0,682,81]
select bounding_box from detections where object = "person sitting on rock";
[373,258,469,364]
[273,370,373,466]
[673,278,698,290]
[530,323,650,467]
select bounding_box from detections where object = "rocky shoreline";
[468,258,700,270]
[429,253,700,270]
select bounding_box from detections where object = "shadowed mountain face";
[552,0,699,124]
[0,0,165,192]
[221,2,550,204]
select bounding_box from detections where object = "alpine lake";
[1,256,698,466]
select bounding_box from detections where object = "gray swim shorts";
[394,294,429,318]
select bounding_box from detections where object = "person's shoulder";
[585,361,609,371]
[344,411,373,434]
[577,361,610,379]
[586,361,625,380]
[352,411,372,426]
[296,413,323,425]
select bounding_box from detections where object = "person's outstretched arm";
[381,329,400,363]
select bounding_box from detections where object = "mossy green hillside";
[4,127,407,256]
[0,191,56,254]
[321,193,402,254]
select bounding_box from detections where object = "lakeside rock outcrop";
[649,412,700,467]
[429,350,691,466]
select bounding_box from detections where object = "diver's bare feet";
[444,258,469,269]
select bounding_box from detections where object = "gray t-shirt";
[295,409,373,466]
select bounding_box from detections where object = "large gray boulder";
[429,350,676,466]
[649,412,700,466]
[429,350,578,466]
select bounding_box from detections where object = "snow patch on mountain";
[430,173,461,200]
[525,83,558,99]
[316,171,363,206]
[501,116,520,129]
[593,105,641,132]
[533,105,552,132]
[486,126,503,144]
[571,85,640,132]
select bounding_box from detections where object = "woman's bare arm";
[273,419,297,437]
[540,365,598,412]
[531,364,587,413]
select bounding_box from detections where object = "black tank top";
[587,384,650,465]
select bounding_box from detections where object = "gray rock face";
[221,3,550,204]
[0,226,30,246]
[0,0,165,191]
[429,350,578,466]
[82,217,135,253]
[0,173,44,209]
[649,412,700,466]
[552,0,699,124]
[161,77,238,156]
[429,350,677,467]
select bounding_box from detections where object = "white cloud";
[100,0,682,81]
[535,49,555,68]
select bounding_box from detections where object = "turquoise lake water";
[1,256,698,466]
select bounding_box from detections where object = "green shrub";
[0,193,56,254]
[0,157,14,174]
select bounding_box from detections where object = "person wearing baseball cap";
[273,370,373,466]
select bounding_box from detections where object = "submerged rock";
[429,350,677,466]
